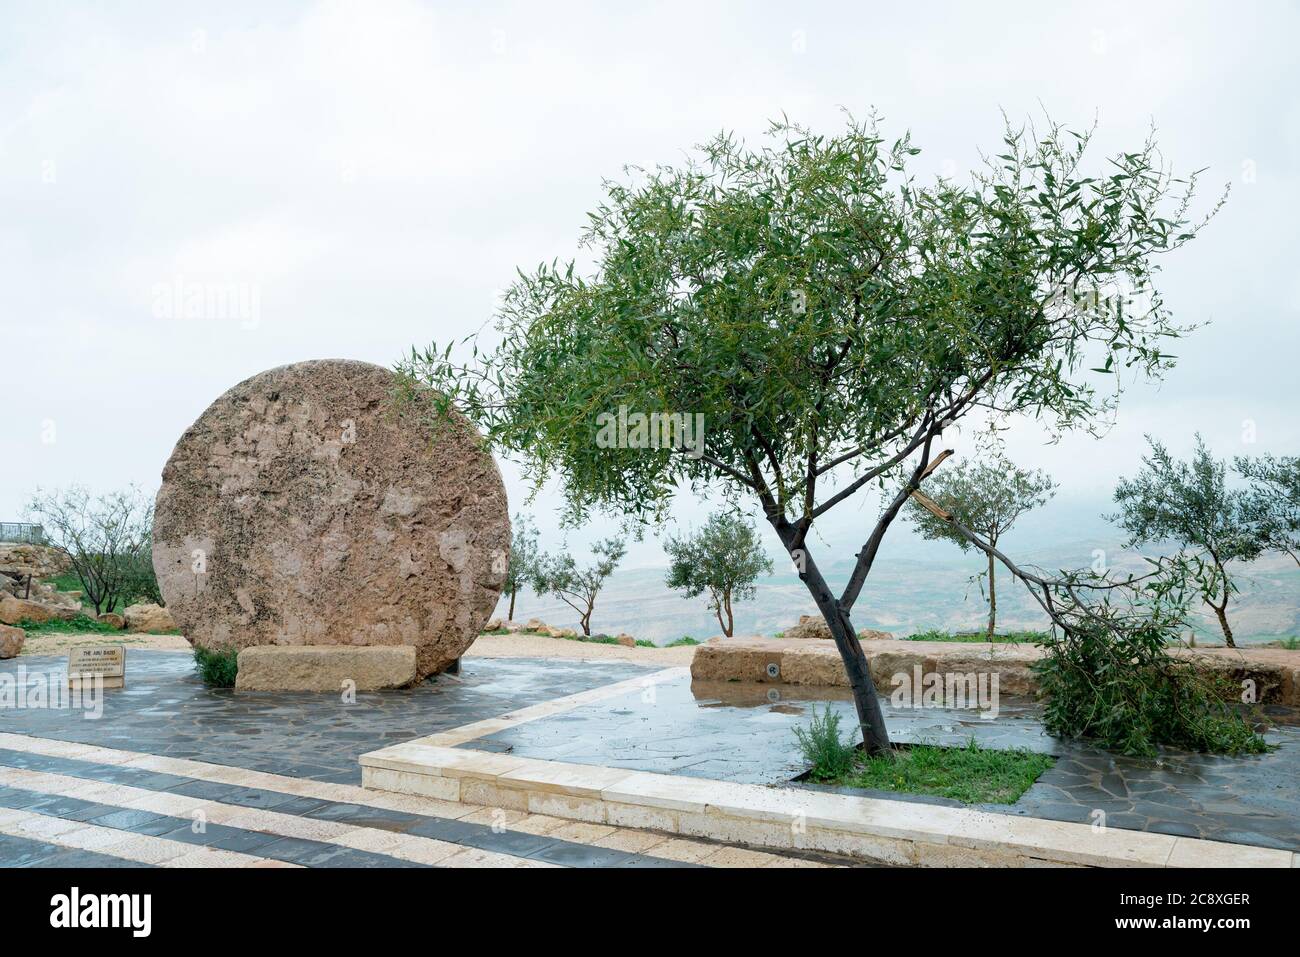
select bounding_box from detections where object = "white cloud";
[2,0,1297,568]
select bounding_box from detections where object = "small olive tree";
[27,485,156,615]
[530,536,626,636]
[401,115,1222,754]
[503,513,539,620]
[908,449,1056,637]
[1112,435,1260,647]
[664,510,773,637]
[1237,454,1300,567]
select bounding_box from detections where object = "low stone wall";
[691,637,1300,706]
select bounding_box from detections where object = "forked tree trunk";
[772,520,890,755]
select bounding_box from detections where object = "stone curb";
[359,743,1298,869]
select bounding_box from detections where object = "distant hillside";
[498,540,1300,646]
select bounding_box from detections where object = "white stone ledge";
[359,743,1297,869]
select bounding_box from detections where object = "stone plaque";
[68,645,126,689]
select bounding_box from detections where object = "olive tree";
[1236,454,1300,567]
[401,115,1221,754]
[664,510,774,637]
[530,536,626,636]
[1112,436,1262,647]
[503,513,539,620]
[908,449,1056,637]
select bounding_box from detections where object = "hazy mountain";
[498,523,1300,646]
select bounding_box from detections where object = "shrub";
[18,615,122,636]
[118,550,163,608]
[193,647,238,688]
[1032,624,1268,756]
[26,485,156,616]
[793,705,858,782]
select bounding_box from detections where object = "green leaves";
[1111,435,1266,645]
[504,513,540,594]
[663,510,774,626]
[399,113,1217,536]
[909,447,1057,550]
[530,536,628,634]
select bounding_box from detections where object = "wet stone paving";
[464,675,1300,853]
[0,651,651,784]
[2,649,1296,861]
[0,652,849,869]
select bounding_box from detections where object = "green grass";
[1279,637,1300,650]
[479,626,695,648]
[192,647,238,687]
[480,626,663,647]
[794,707,1053,804]
[903,628,1049,644]
[15,615,123,636]
[16,614,180,637]
[824,738,1054,804]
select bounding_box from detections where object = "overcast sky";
[3,0,1298,569]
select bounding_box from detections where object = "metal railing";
[0,522,47,544]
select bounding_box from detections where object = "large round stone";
[152,359,509,679]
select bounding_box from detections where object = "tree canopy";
[663,510,774,637]
[530,536,626,636]
[909,448,1056,550]
[503,512,539,620]
[401,114,1223,752]
[1236,454,1300,567]
[27,485,156,616]
[1112,435,1261,646]
[908,448,1056,636]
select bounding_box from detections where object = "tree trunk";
[1212,565,1235,648]
[987,549,997,640]
[724,592,734,638]
[508,589,516,621]
[1213,602,1235,648]
[580,609,592,636]
[715,605,728,638]
[772,520,890,755]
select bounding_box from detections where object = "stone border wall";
[690,638,1300,705]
